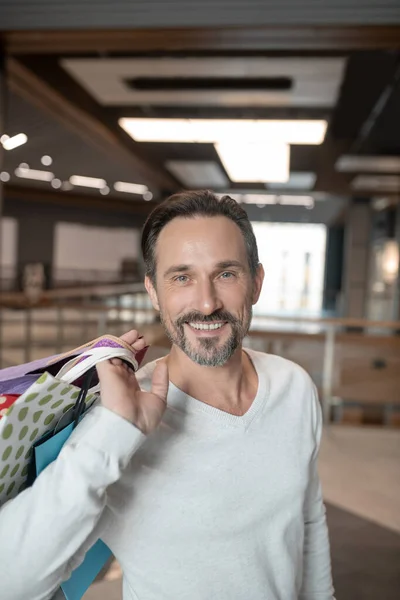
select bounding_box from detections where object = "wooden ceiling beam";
[3,26,400,55]
[6,58,178,192]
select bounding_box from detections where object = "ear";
[252,264,264,305]
[145,275,160,311]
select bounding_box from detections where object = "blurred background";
[0,2,399,598]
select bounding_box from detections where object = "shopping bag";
[0,335,148,600]
[0,335,147,396]
[0,395,20,419]
[0,335,147,503]
[34,421,112,600]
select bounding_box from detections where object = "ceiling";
[1,25,400,225]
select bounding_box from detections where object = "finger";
[110,358,123,366]
[96,359,114,377]
[119,330,139,345]
[151,361,169,404]
[131,337,146,352]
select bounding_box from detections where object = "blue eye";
[175,275,189,283]
[220,272,234,279]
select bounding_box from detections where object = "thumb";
[151,360,169,404]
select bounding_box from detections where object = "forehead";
[155,216,247,268]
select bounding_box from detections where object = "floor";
[81,425,400,599]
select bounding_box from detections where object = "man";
[0,190,334,599]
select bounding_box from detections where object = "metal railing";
[1,283,400,425]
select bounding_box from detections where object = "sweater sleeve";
[0,405,146,600]
[299,386,335,600]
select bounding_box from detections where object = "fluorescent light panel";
[336,155,400,173]
[119,118,327,145]
[114,181,148,194]
[218,192,315,207]
[241,194,277,205]
[2,133,28,150]
[268,172,316,190]
[216,142,289,183]
[166,160,229,187]
[69,175,107,189]
[279,195,314,207]
[351,175,400,192]
[15,167,54,182]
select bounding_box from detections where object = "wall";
[2,195,145,288]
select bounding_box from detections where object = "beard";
[159,302,253,367]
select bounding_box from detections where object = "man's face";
[146,216,263,367]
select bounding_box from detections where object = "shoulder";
[245,347,314,392]
[246,348,320,433]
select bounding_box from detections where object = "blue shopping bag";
[33,416,112,600]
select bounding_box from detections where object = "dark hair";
[141,190,260,283]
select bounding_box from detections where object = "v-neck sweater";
[0,349,334,600]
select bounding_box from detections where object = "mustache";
[176,310,237,327]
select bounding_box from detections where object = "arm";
[0,330,168,600]
[300,387,335,600]
[0,406,145,600]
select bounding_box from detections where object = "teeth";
[189,322,224,331]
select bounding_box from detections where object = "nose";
[195,278,223,316]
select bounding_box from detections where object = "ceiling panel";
[1,0,400,30]
[61,57,346,108]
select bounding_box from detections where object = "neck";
[165,344,258,416]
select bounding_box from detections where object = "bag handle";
[55,346,139,387]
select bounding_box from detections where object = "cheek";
[159,287,190,319]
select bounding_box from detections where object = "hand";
[96,330,169,434]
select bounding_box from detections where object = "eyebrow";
[163,260,245,278]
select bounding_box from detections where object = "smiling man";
[0,190,335,600]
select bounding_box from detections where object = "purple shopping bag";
[0,335,148,395]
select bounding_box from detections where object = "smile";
[187,322,226,331]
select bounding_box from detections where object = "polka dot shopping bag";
[0,335,147,505]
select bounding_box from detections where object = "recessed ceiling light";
[372,197,392,211]
[41,155,53,166]
[15,167,54,181]
[51,178,62,189]
[241,194,277,204]
[336,155,400,173]
[0,171,10,182]
[351,175,400,192]
[279,195,315,208]
[166,160,229,187]
[69,175,107,189]
[216,142,290,183]
[268,172,316,190]
[2,133,28,150]
[119,118,327,145]
[113,181,148,194]
[100,186,110,195]
[143,191,153,201]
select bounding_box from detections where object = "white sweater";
[0,350,334,600]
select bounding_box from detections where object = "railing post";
[322,324,336,425]
[24,307,32,364]
[55,302,63,354]
[97,311,107,337]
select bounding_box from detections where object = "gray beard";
[160,308,252,367]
